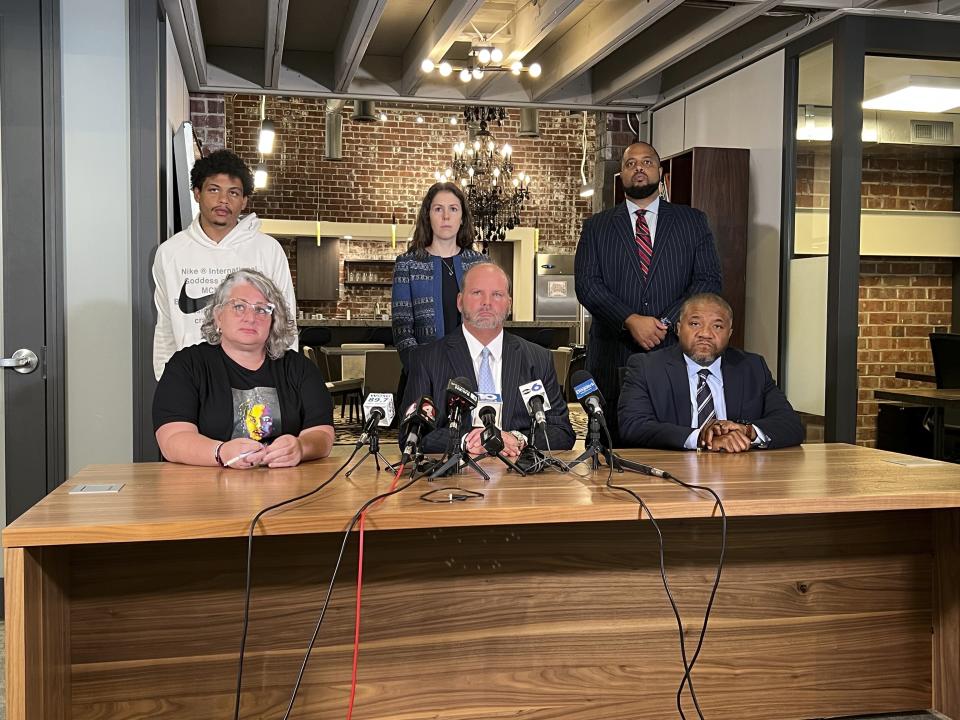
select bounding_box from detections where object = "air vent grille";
[910,119,954,144]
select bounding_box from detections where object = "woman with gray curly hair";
[153,268,334,468]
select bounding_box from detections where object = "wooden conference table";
[5,444,960,720]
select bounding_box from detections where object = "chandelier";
[434,107,532,244]
[420,45,542,83]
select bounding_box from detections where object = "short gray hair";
[461,261,512,295]
[200,268,296,359]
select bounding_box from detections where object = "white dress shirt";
[462,325,504,395]
[682,354,768,450]
[625,195,660,246]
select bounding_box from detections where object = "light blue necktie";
[478,347,496,394]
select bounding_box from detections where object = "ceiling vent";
[351,100,377,122]
[910,119,954,144]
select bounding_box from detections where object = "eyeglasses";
[221,299,275,319]
[623,158,659,169]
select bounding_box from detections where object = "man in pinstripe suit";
[575,142,722,445]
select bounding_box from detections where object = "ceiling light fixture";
[863,75,960,113]
[254,164,268,189]
[257,96,276,154]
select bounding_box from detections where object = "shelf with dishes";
[344,259,394,286]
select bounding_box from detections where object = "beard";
[623,181,660,200]
[462,307,509,330]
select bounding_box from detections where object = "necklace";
[440,256,455,277]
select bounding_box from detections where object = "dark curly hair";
[409,182,476,255]
[191,149,255,197]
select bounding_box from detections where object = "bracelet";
[509,430,528,450]
[215,442,226,467]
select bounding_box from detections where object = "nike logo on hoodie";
[178,281,215,314]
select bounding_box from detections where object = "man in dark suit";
[402,262,575,455]
[618,293,803,451]
[575,141,722,443]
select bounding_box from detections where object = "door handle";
[0,349,39,374]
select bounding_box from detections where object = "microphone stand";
[524,423,571,472]
[476,428,527,476]
[346,425,398,477]
[429,407,490,481]
[568,414,619,472]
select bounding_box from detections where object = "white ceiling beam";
[401,0,486,96]
[264,0,289,89]
[162,0,207,88]
[468,0,585,98]
[593,0,783,104]
[334,0,389,93]
[530,0,686,101]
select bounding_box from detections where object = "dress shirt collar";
[462,324,504,363]
[683,352,723,386]
[626,195,660,222]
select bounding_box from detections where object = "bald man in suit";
[401,262,574,456]
[575,142,722,444]
[618,293,803,451]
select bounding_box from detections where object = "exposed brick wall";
[796,146,956,210]
[189,93,225,152]
[857,257,953,446]
[188,95,613,317]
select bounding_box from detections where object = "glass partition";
[786,43,833,425]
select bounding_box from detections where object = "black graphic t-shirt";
[153,343,334,443]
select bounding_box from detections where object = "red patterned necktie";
[635,209,652,278]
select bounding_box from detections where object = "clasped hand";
[462,427,523,458]
[219,435,303,468]
[698,420,756,453]
[625,314,669,351]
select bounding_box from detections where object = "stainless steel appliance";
[534,254,578,321]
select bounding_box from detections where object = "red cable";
[345,462,404,720]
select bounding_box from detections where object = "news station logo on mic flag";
[472,393,502,427]
[573,376,599,400]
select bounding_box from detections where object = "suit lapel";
[720,350,744,421]
[647,199,673,284]
[500,333,522,424]
[665,346,692,426]
[445,331,476,389]
[615,203,645,286]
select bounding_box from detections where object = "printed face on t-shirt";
[231,387,282,442]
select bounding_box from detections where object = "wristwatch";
[509,430,528,450]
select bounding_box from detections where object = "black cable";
[281,466,426,719]
[600,421,726,720]
[232,445,360,720]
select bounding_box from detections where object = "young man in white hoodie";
[152,149,297,380]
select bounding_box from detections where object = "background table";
[6,444,960,720]
[875,387,960,459]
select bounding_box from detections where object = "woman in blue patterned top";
[392,182,488,369]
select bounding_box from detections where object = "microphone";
[570,370,605,420]
[471,393,502,427]
[519,379,552,426]
[445,377,479,436]
[478,404,504,454]
[399,396,437,462]
[358,393,395,444]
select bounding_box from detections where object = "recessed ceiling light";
[863,75,960,113]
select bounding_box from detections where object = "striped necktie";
[635,209,653,278]
[478,347,496,394]
[696,369,716,429]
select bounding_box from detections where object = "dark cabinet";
[295,236,339,300]
[662,147,749,348]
